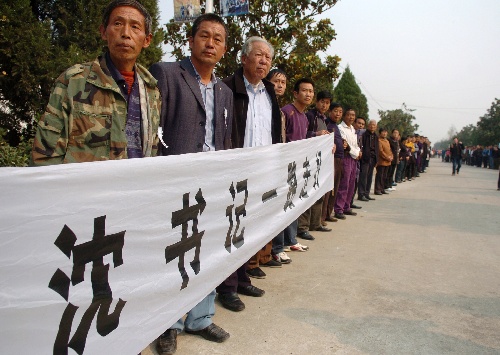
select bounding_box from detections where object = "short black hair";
[293,78,314,92]
[102,0,152,35]
[329,102,342,110]
[379,127,388,134]
[317,91,332,101]
[191,13,228,43]
[342,107,356,118]
[266,68,287,80]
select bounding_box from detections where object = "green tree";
[377,103,419,138]
[455,124,478,146]
[332,65,368,118]
[0,0,164,147]
[476,98,500,145]
[163,0,341,101]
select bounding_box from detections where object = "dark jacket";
[389,138,399,165]
[305,108,328,138]
[360,130,379,164]
[449,142,464,158]
[222,67,281,148]
[150,58,233,155]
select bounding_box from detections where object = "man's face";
[329,107,343,123]
[367,120,377,133]
[269,73,287,97]
[241,41,272,84]
[294,82,314,107]
[316,98,331,115]
[100,6,152,71]
[343,109,356,126]
[392,130,399,139]
[189,20,227,68]
[354,118,365,130]
[453,138,458,144]
[380,130,387,138]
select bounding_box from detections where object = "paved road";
[142,160,500,355]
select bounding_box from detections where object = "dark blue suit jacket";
[150,58,233,155]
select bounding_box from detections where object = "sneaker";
[283,246,291,252]
[273,251,292,264]
[261,259,282,268]
[246,267,266,279]
[289,243,308,252]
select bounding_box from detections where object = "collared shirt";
[243,76,273,147]
[338,121,360,159]
[282,103,308,142]
[190,58,217,152]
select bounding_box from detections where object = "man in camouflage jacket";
[31,0,160,165]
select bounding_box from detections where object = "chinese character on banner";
[221,0,250,17]
[174,0,201,22]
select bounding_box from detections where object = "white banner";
[0,135,333,354]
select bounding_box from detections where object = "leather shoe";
[326,216,338,222]
[358,196,369,202]
[237,284,265,297]
[350,204,362,209]
[344,210,357,216]
[156,329,177,355]
[185,323,230,343]
[367,196,376,200]
[315,226,332,232]
[374,192,382,195]
[297,231,315,240]
[218,292,245,312]
[334,213,346,220]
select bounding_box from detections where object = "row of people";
[29,2,432,354]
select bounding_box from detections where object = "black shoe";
[185,323,230,343]
[382,190,389,194]
[156,329,177,355]
[261,259,282,268]
[218,292,245,312]
[344,210,357,216]
[237,284,265,297]
[334,213,346,220]
[246,267,266,279]
[350,204,362,209]
[315,226,332,232]
[367,196,376,200]
[374,192,382,195]
[297,231,315,240]
[358,196,369,202]
[326,216,338,222]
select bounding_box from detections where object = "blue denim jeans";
[452,156,461,173]
[283,219,298,246]
[171,289,215,332]
[272,231,285,254]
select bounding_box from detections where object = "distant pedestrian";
[449,137,464,175]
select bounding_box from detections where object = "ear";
[99,24,107,41]
[142,33,152,49]
[188,36,194,51]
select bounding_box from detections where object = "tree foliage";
[332,65,368,118]
[0,0,164,146]
[436,98,500,148]
[163,0,341,102]
[476,98,500,145]
[377,103,419,138]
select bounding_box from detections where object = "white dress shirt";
[338,121,360,159]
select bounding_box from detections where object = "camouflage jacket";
[31,55,161,165]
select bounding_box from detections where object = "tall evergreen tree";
[332,65,369,118]
[0,0,163,145]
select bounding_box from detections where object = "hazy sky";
[158,0,500,144]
